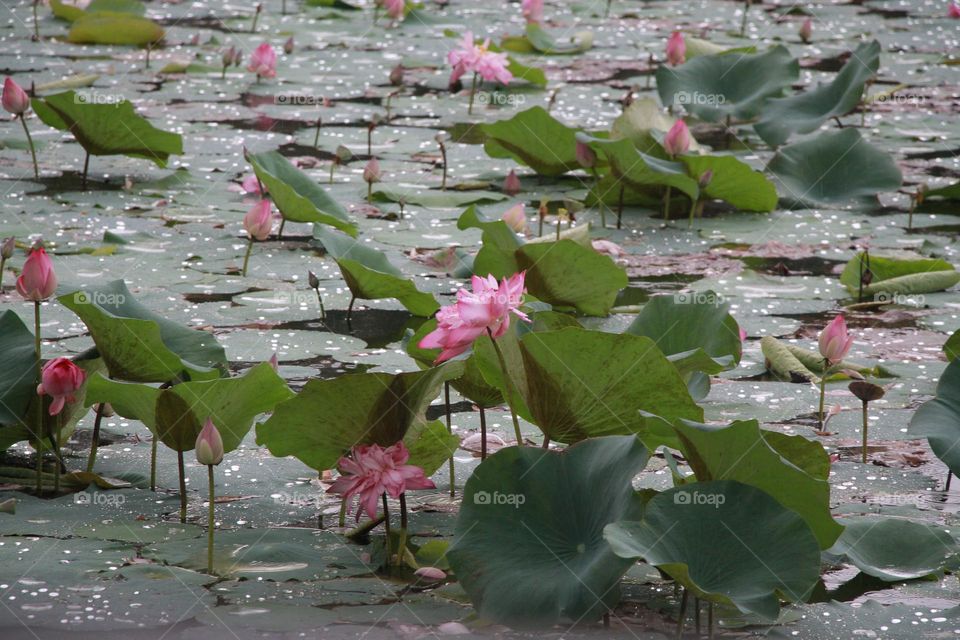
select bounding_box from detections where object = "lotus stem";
[338,497,347,527]
[381,493,391,561]
[663,185,672,222]
[250,5,261,33]
[947,472,953,492]
[221,65,227,80]
[708,602,714,639]
[0,256,6,290]
[739,0,749,37]
[314,288,326,320]
[313,116,322,148]
[277,218,286,240]
[486,329,523,446]
[33,0,40,39]
[688,197,698,229]
[86,402,105,473]
[861,400,869,464]
[817,360,828,430]
[467,73,478,115]
[177,450,187,523]
[367,125,373,157]
[20,116,39,180]
[616,184,625,229]
[676,587,689,639]
[241,238,254,277]
[444,382,454,496]
[150,437,157,491]
[555,218,561,241]
[347,296,355,323]
[207,464,216,574]
[81,152,89,191]
[33,301,42,495]
[395,493,408,567]
[479,406,487,460]
[438,139,448,190]
[542,435,550,449]
[50,427,60,494]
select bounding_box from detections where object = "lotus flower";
[950,1,960,17]
[37,357,86,416]
[799,18,813,42]
[502,169,521,196]
[363,157,382,184]
[663,119,691,157]
[818,315,854,365]
[575,141,597,169]
[247,42,277,79]
[419,272,529,363]
[502,203,526,233]
[591,239,623,257]
[243,200,273,241]
[327,442,435,521]
[448,32,513,85]
[195,418,224,466]
[521,0,543,23]
[414,566,447,581]
[1,236,14,260]
[241,174,265,194]
[384,0,404,20]
[2,78,30,116]
[665,31,686,66]
[16,245,57,301]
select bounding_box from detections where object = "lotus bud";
[16,245,57,302]
[2,78,30,116]
[665,31,686,66]
[414,567,447,581]
[663,119,691,157]
[502,169,521,196]
[283,36,295,54]
[269,352,279,372]
[799,18,813,43]
[363,157,382,184]
[501,203,526,232]
[698,169,713,189]
[335,144,353,163]
[389,64,404,86]
[818,315,854,365]
[195,418,225,466]
[950,1,960,17]
[575,141,596,169]
[221,46,236,67]
[1,236,14,260]
[308,270,320,289]
[243,200,274,241]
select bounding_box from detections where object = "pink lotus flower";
[502,169,521,196]
[591,239,623,257]
[575,141,597,169]
[521,0,543,23]
[16,246,57,301]
[363,157,382,184]
[419,272,529,363]
[327,442,435,521]
[2,78,30,116]
[663,119,691,157]
[950,1,960,17]
[268,352,279,372]
[243,200,273,241]
[448,32,513,85]
[414,566,447,581]
[799,18,813,42]
[241,174,265,195]
[665,31,686,66]
[501,203,526,232]
[818,315,854,365]
[384,0,404,20]
[37,357,85,416]
[195,418,224,466]
[247,42,277,79]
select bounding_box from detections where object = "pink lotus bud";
[241,174,265,195]
[665,31,686,66]
[283,36,295,54]
[2,78,30,116]
[950,1,960,17]
[663,120,691,157]
[502,169,521,196]
[243,200,274,241]
[195,418,224,466]
[698,169,713,188]
[16,245,57,301]
[414,566,447,581]
[818,315,854,365]
[269,352,279,372]
[363,157,382,184]
[799,18,813,43]
[247,42,277,79]
[521,0,543,23]
[738,327,747,342]
[575,141,596,169]
[389,64,404,86]
[1,236,14,260]
[384,0,404,20]
[501,203,526,232]
[221,46,236,67]
[37,357,86,416]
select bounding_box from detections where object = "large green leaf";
[827,517,957,581]
[404,419,460,476]
[516,328,702,443]
[247,150,356,236]
[766,129,902,204]
[516,240,627,316]
[32,91,182,167]
[67,13,163,46]
[755,41,881,146]
[946,328,960,362]
[839,252,958,297]
[456,205,522,279]
[587,136,699,202]
[910,358,960,476]
[638,417,842,548]
[255,363,463,471]
[605,480,820,620]
[481,107,580,176]
[314,227,439,316]
[60,281,226,382]
[0,311,39,427]
[86,362,292,453]
[679,154,778,212]
[447,436,650,627]
[656,46,799,122]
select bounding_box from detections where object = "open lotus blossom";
[818,315,854,364]
[502,203,526,232]
[17,245,57,301]
[448,32,513,85]
[663,119,691,157]
[247,42,277,79]
[665,31,686,66]
[521,0,543,23]
[195,418,225,466]
[950,1,960,17]
[327,442,435,521]
[243,200,274,241]
[419,272,529,363]
[37,357,86,416]
[2,77,30,116]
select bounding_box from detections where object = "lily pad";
[839,252,959,298]
[371,186,507,208]
[586,136,699,203]
[67,14,163,46]
[827,516,957,581]
[519,24,593,55]
[910,359,960,477]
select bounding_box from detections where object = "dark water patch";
[426,401,475,420]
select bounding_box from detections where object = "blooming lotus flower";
[195,418,225,466]
[448,32,513,85]
[247,42,277,79]
[16,246,57,301]
[502,169,521,196]
[521,0,543,23]
[575,141,597,169]
[243,200,273,241]
[950,1,960,17]
[327,442,435,521]
[665,31,686,66]
[799,18,813,42]
[2,78,30,116]
[818,315,854,365]
[663,120,691,157]
[37,357,86,416]
[419,272,529,363]
[502,203,526,232]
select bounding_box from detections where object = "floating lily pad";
[827,516,957,581]
[67,14,163,46]
[839,252,959,298]
[372,186,507,208]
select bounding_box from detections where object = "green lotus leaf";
[910,359,960,477]
[447,436,650,627]
[67,14,163,46]
[481,107,581,176]
[247,149,356,236]
[585,136,699,203]
[520,23,593,55]
[605,480,821,620]
[839,251,958,297]
[828,516,957,581]
[516,240,627,316]
[32,91,182,167]
[0,311,40,427]
[679,154,778,212]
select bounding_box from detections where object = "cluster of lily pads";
[3,0,960,635]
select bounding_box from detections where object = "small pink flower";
[950,1,960,17]
[591,239,623,257]
[241,174,265,195]
[247,42,277,79]
[419,272,529,363]
[2,78,30,116]
[195,418,224,466]
[327,442,435,521]
[384,0,404,20]
[363,157,382,184]
[575,141,596,169]
[414,566,447,581]
[501,203,526,232]
[268,352,279,372]
[447,32,513,85]
[818,315,854,365]
[665,31,686,66]
[521,0,543,23]
[37,358,85,416]
[799,18,813,42]
[663,119,691,157]
[243,200,274,241]
[16,245,57,302]
[502,169,521,196]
